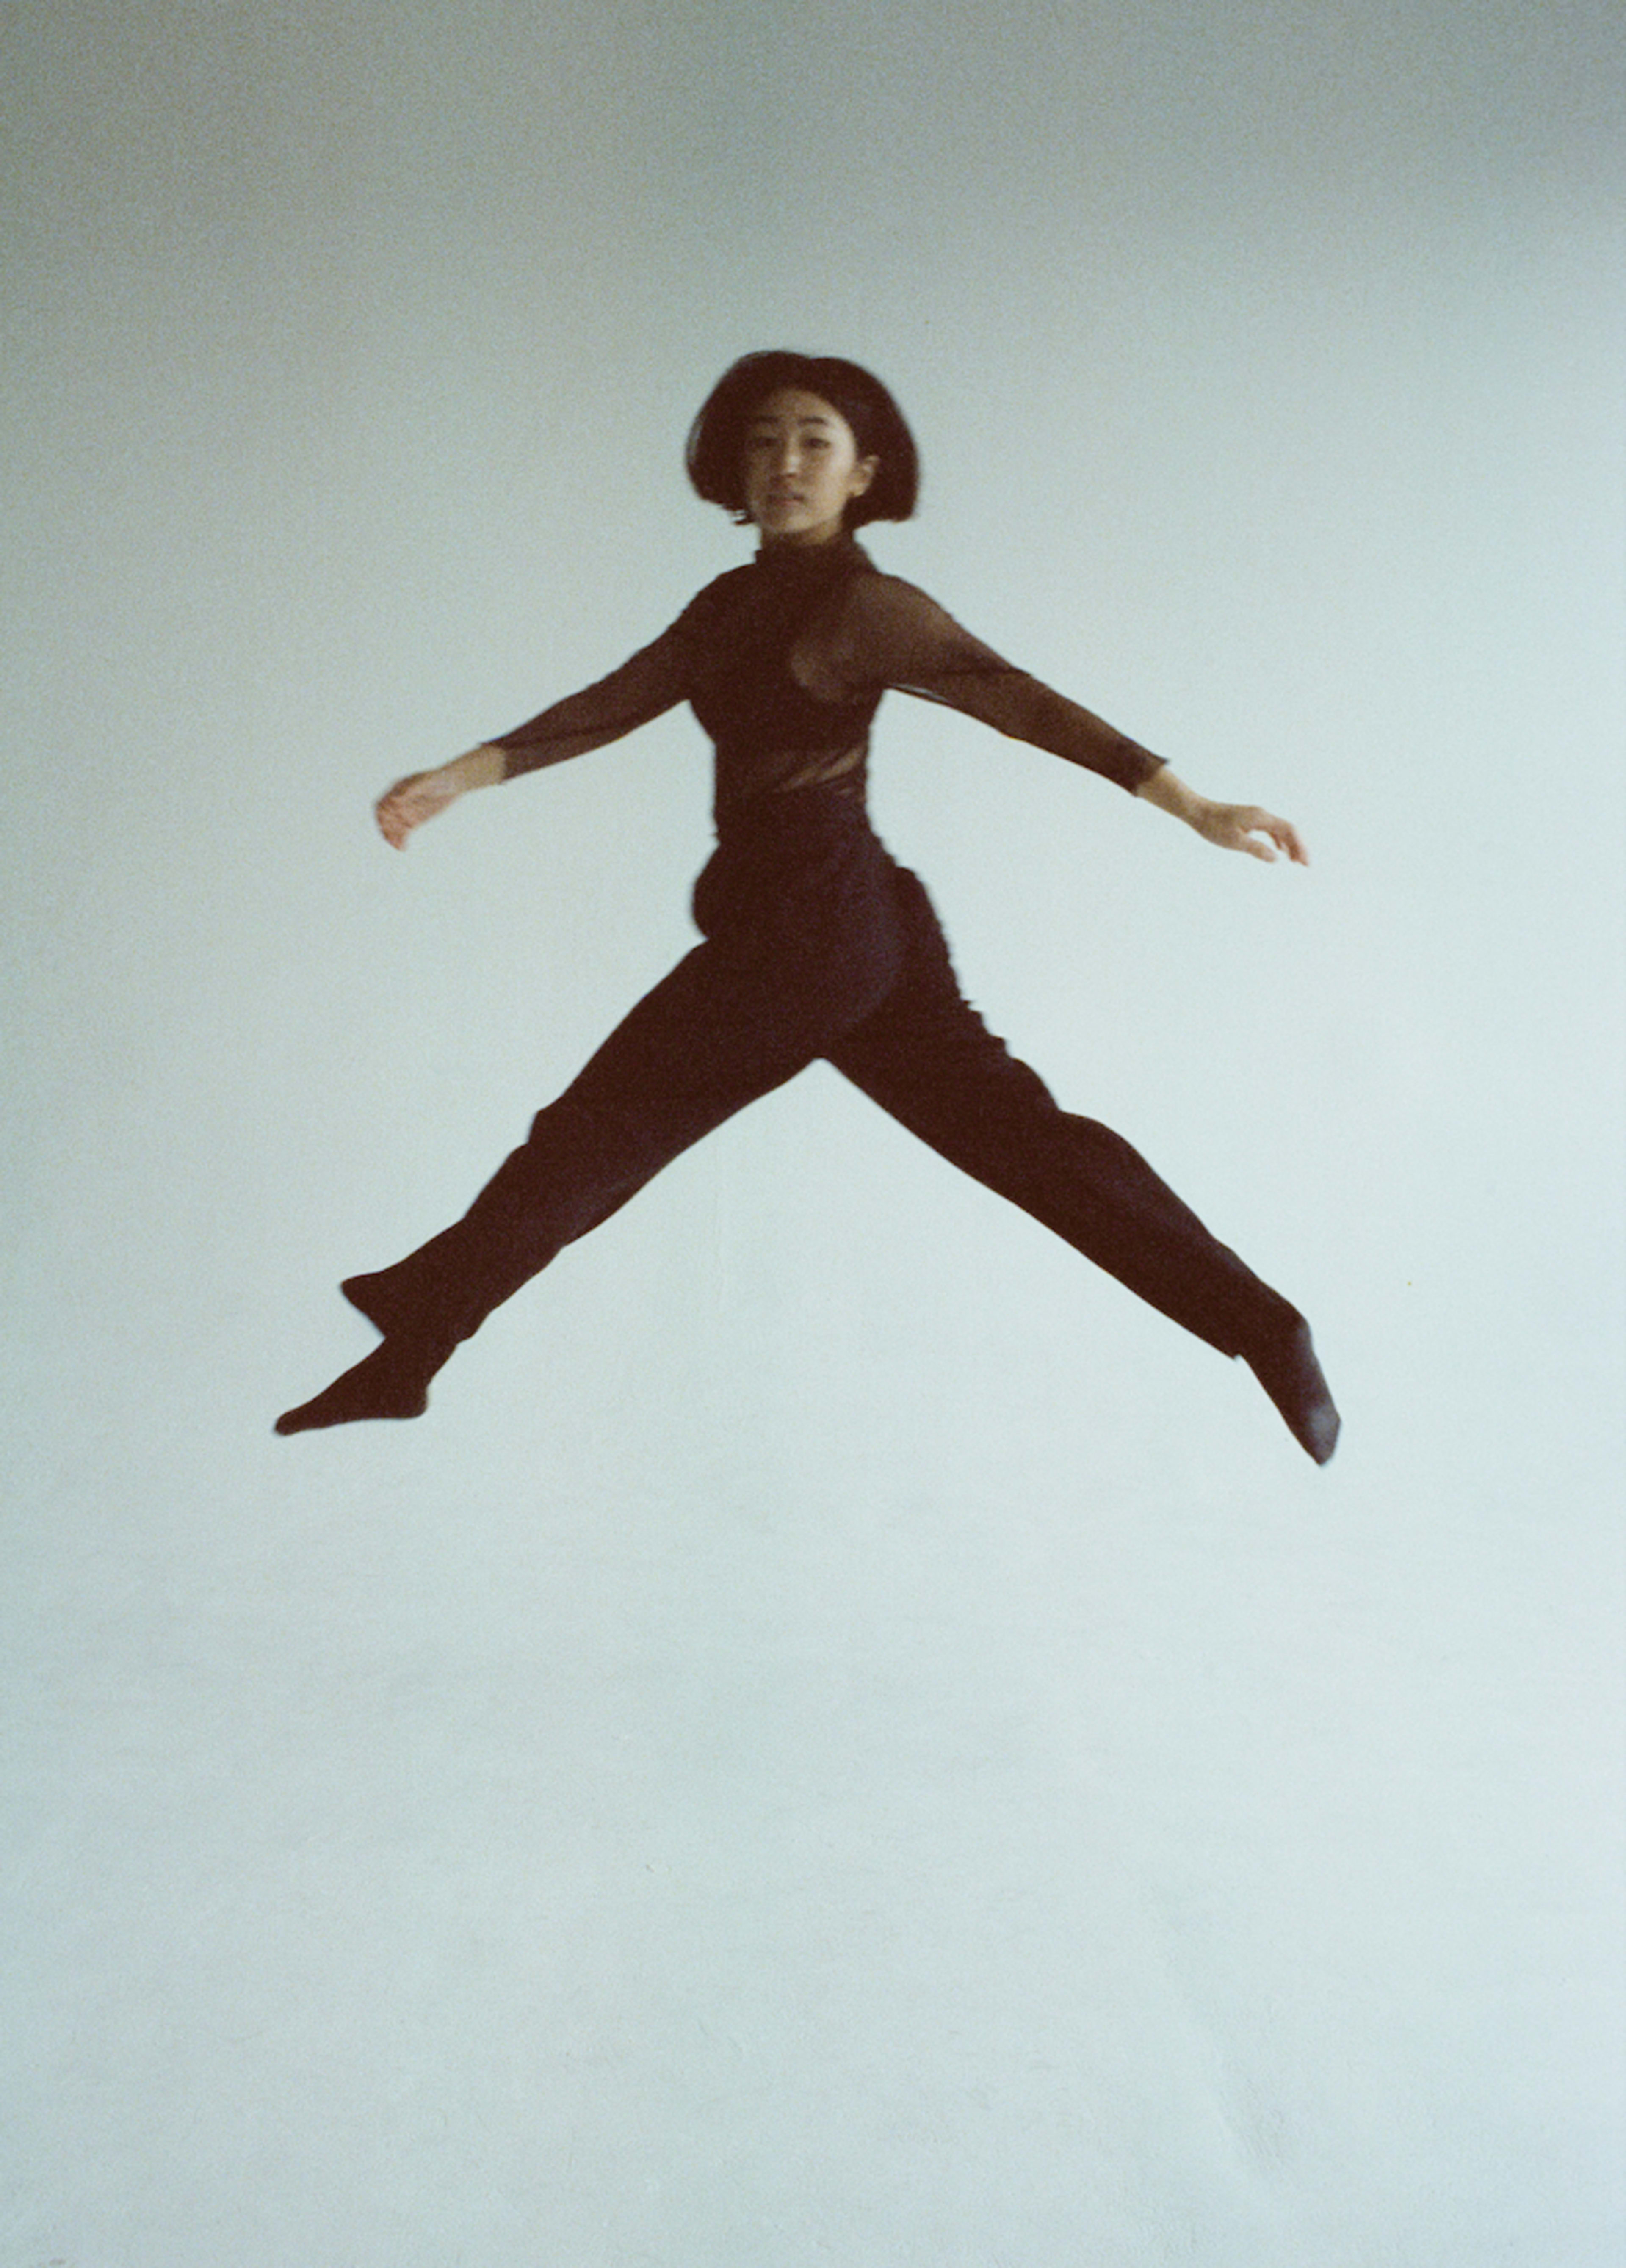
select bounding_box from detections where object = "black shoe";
[1246,1315,1341,1464]
[275,1337,445,1435]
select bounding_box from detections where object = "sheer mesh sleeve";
[824,573,1165,793]
[490,580,726,780]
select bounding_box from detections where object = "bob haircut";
[686,351,920,528]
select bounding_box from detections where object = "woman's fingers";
[1257,810,1309,865]
[375,771,449,848]
[375,784,412,848]
[1207,803,1309,865]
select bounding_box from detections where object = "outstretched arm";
[829,577,1314,856]
[369,578,729,850]
[1135,764,1308,865]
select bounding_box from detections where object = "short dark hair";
[686,351,920,528]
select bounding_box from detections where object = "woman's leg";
[277,805,903,1432]
[823,868,1338,1457]
[366,928,873,1337]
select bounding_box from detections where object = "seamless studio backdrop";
[3,2,1623,2263]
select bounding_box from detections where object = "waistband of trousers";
[712,781,874,845]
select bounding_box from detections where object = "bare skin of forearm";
[1135,765,1308,866]
[450,743,508,791]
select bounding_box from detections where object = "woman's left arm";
[833,575,1311,859]
[1134,764,1308,865]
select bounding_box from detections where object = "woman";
[277,351,1339,1461]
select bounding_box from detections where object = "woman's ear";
[852,455,879,498]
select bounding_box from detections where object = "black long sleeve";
[489,544,1163,803]
[815,572,1163,794]
[490,582,724,778]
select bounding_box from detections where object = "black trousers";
[373,790,1292,1360]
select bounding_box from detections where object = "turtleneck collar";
[750,533,871,578]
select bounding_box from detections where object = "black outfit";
[331,538,1299,1375]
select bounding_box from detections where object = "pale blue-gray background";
[4,2,1623,2262]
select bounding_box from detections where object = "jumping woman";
[276,351,1340,1462]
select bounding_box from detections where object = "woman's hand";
[375,768,461,848]
[374,745,506,849]
[1135,765,1308,865]
[1188,798,1308,865]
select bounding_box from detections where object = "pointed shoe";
[275,1336,448,1436]
[1246,1315,1341,1465]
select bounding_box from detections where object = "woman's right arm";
[373,578,733,849]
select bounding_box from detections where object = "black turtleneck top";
[490,538,1164,818]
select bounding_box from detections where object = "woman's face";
[741,388,877,547]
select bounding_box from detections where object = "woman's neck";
[752,528,860,567]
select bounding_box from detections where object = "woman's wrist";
[445,743,507,793]
[1135,765,1204,826]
